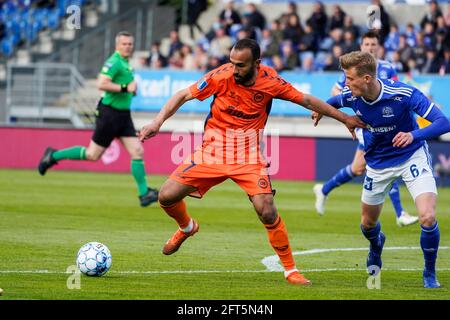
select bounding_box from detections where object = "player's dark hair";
[233,39,261,61]
[361,30,380,44]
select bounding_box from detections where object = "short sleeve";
[410,88,434,118]
[273,75,304,104]
[326,94,344,109]
[188,75,221,101]
[101,60,119,79]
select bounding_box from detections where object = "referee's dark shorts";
[92,100,137,148]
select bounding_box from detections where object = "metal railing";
[43,2,176,79]
[6,63,97,128]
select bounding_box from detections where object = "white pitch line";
[0,268,450,275]
[1,246,449,275]
[261,246,450,272]
[2,268,450,275]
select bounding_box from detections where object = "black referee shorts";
[92,100,137,148]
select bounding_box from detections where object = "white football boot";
[396,211,419,227]
[313,184,327,216]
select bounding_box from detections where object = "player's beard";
[234,66,256,86]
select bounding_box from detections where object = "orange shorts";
[170,158,274,199]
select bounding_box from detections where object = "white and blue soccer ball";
[76,242,112,276]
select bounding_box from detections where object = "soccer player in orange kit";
[138,39,365,285]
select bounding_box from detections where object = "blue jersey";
[328,79,435,169]
[335,60,398,90]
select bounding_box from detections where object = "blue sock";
[361,222,382,251]
[421,222,440,273]
[388,181,403,218]
[322,164,355,196]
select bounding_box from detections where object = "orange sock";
[160,200,191,229]
[264,215,296,271]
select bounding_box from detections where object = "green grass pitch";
[0,169,449,300]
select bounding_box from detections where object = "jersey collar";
[361,79,384,105]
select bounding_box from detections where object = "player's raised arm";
[138,88,194,141]
[300,93,365,139]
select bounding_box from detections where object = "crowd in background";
[142,0,450,75]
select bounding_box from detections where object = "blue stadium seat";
[1,36,14,56]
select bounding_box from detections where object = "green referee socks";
[52,146,86,161]
[131,159,149,196]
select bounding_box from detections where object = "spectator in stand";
[324,44,343,71]
[219,0,241,35]
[239,15,258,41]
[243,2,266,31]
[422,48,441,74]
[371,0,391,44]
[397,34,414,67]
[377,45,386,60]
[329,4,346,31]
[384,24,400,61]
[301,53,315,73]
[406,57,421,76]
[146,41,167,69]
[421,0,443,30]
[168,49,184,69]
[445,2,450,26]
[271,55,286,72]
[413,32,428,71]
[342,30,359,54]
[277,1,300,27]
[391,51,406,73]
[298,22,318,54]
[206,55,221,72]
[261,28,280,64]
[435,16,448,35]
[280,40,299,70]
[435,29,448,58]
[193,44,209,72]
[306,1,328,40]
[187,0,207,39]
[283,14,303,46]
[270,20,284,45]
[405,23,417,48]
[423,22,437,50]
[438,46,450,75]
[343,16,360,40]
[320,28,343,53]
[168,30,184,59]
[181,45,196,71]
[209,27,233,61]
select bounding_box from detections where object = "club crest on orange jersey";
[253,93,264,103]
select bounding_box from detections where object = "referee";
[38,31,158,207]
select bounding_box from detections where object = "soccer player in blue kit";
[314,51,450,288]
[313,31,418,227]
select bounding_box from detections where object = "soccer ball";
[76,242,112,276]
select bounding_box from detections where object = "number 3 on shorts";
[364,176,373,191]
[410,164,419,178]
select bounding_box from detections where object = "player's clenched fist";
[138,120,162,141]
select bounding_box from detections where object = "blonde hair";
[339,51,377,78]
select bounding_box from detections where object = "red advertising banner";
[0,127,315,181]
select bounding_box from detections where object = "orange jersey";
[189,63,304,165]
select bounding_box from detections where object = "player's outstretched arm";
[138,88,194,142]
[301,93,365,139]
